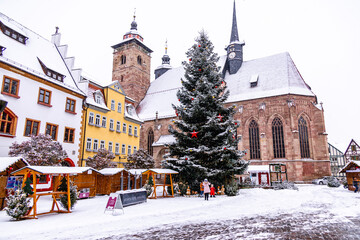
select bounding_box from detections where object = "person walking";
[210,184,216,198]
[199,181,204,197]
[203,179,211,201]
[353,177,359,193]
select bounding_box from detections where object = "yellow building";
[78,78,142,167]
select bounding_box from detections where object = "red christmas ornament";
[189,58,192,61]
[9,167,13,171]
[198,68,201,71]
[232,134,236,139]
[198,44,201,47]
[178,99,180,101]
[215,86,218,88]
[235,122,238,125]
[217,114,223,122]
[185,157,188,160]
[224,147,227,150]
[192,98,194,100]
[191,130,199,138]
[175,110,178,116]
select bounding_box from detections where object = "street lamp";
[0,94,7,113]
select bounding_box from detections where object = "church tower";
[154,40,172,79]
[225,1,245,75]
[112,13,153,105]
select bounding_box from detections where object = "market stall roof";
[247,165,270,173]
[11,166,85,176]
[339,161,360,173]
[128,169,147,175]
[142,168,178,175]
[0,157,28,172]
[98,168,128,176]
[68,167,101,174]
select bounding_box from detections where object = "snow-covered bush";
[5,189,30,220]
[124,148,155,169]
[8,134,67,166]
[327,176,341,188]
[86,148,116,170]
[225,179,239,196]
[273,181,298,191]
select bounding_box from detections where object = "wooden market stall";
[53,167,101,198]
[142,169,178,199]
[128,169,147,189]
[339,160,360,191]
[97,168,131,195]
[269,163,288,186]
[0,157,28,210]
[11,166,80,219]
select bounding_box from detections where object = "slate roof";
[137,52,315,121]
[0,13,85,96]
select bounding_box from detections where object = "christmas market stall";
[97,168,131,195]
[0,157,28,210]
[142,169,178,199]
[53,167,101,198]
[339,160,360,191]
[269,163,288,186]
[247,165,270,185]
[128,169,147,189]
[11,166,80,219]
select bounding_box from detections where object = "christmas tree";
[23,178,33,196]
[57,176,77,210]
[5,189,30,220]
[124,148,155,169]
[163,31,248,188]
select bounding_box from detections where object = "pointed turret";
[225,0,245,75]
[154,40,172,79]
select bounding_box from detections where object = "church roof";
[137,52,315,121]
[0,13,85,96]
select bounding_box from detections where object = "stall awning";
[128,169,148,175]
[339,161,360,173]
[99,168,128,176]
[12,166,86,176]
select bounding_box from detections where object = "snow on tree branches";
[8,134,67,166]
[85,148,116,170]
[124,148,155,169]
[163,31,248,188]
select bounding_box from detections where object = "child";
[210,184,216,198]
[203,179,211,200]
[199,181,204,197]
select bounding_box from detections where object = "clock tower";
[225,1,245,75]
[112,14,153,106]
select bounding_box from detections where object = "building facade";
[78,78,142,167]
[0,13,86,166]
[109,3,331,182]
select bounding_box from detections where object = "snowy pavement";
[1,185,360,239]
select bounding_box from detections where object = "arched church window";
[137,56,142,65]
[0,108,17,135]
[121,55,126,64]
[298,116,310,158]
[147,129,154,156]
[272,117,285,158]
[249,120,260,159]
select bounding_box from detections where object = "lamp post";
[0,94,7,113]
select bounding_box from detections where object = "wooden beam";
[32,173,37,218]
[170,174,174,197]
[66,174,71,212]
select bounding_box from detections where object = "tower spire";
[230,0,239,43]
[131,8,137,30]
[154,39,172,79]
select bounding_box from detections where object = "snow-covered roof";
[339,160,360,173]
[124,104,143,123]
[0,157,28,172]
[128,169,147,175]
[67,167,101,174]
[143,168,179,174]
[0,13,85,96]
[137,52,315,121]
[99,168,127,176]
[152,135,176,147]
[11,166,87,175]
[247,165,269,173]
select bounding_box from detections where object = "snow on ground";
[0,185,359,239]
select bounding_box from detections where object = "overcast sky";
[1,0,359,151]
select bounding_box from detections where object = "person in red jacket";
[210,184,216,198]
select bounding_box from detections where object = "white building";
[0,13,86,166]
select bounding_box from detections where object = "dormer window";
[37,58,65,82]
[95,95,101,104]
[0,21,28,44]
[250,74,259,88]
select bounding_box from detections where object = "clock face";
[228,52,236,59]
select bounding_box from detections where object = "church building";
[113,3,331,182]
